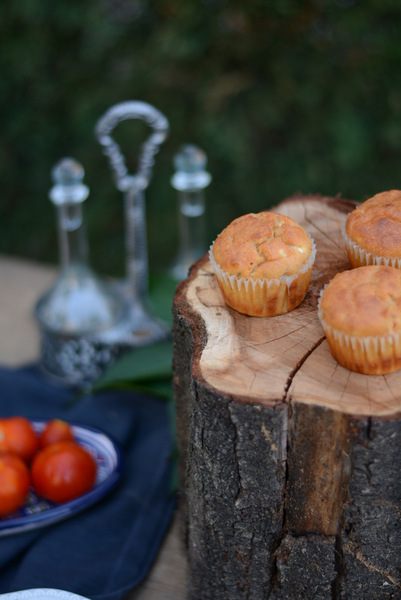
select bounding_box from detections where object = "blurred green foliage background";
[1,0,401,278]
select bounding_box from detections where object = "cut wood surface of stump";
[172,195,401,600]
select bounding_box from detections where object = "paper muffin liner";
[209,237,316,317]
[342,215,401,269]
[318,286,401,375]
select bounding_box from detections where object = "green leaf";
[148,272,179,325]
[101,378,173,399]
[90,338,173,392]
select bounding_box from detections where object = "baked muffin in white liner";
[209,237,316,317]
[318,275,401,375]
[342,216,401,269]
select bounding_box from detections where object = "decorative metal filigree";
[96,101,170,344]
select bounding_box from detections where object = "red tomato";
[0,453,31,516]
[40,419,75,448]
[0,416,40,463]
[31,441,97,503]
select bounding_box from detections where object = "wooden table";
[0,254,188,600]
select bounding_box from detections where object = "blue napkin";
[0,365,177,600]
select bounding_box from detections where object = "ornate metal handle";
[94,100,170,344]
[95,100,169,192]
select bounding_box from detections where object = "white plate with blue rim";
[0,421,123,537]
[0,590,90,600]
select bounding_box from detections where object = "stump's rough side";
[172,195,401,600]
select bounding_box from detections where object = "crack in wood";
[249,323,312,347]
[332,533,345,600]
[339,370,351,406]
[303,203,345,250]
[228,404,243,511]
[343,540,401,589]
[246,372,258,396]
[245,532,254,600]
[383,377,399,405]
[377,499,401,519]
[283,335,326,402]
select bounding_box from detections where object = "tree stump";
[172,195,401,600]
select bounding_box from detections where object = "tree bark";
[172,194,401,600]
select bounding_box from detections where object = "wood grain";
[184,195,401,416]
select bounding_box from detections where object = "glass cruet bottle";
[35,157,124,388]
[169,144,212,281]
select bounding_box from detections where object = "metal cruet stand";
[95,100,170,345]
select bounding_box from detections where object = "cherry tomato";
[0,416,40,463]
[40,419,75,448]
[0,453,31,516]
[31,441,97,503]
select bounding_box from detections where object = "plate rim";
[0,588,91,599]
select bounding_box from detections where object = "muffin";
[318,265,401,375]
[209,211,316,317]
[343,189,401,268]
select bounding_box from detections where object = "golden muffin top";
[319,265,401,337]
[345,190,401,257]
[211,211,312,280]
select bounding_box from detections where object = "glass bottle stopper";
[170,144,212,281]
[95,100,170,346]
[35,157,124,387]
